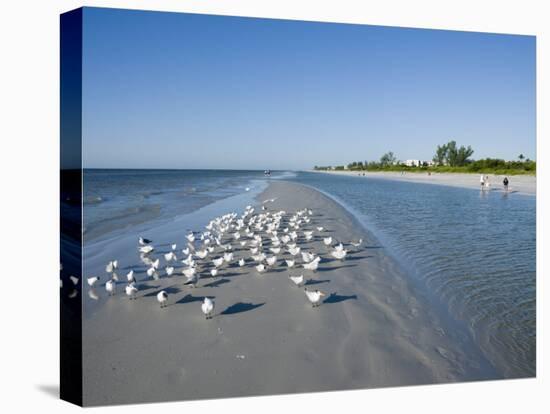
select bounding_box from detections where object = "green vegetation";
[424,158,536,175]
[433,140,474,167]
[313,141,536,175]
[380,151,397,167]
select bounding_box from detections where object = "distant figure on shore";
[480,174,485,190]
[485,175,490,189]
[503,176,509,192]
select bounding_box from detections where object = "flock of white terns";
[66,199,362,319]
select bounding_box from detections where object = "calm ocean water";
[82,169,535,379]
[83,169,288,242]
[289,171,535,379]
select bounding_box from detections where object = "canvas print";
[60,7,536,406]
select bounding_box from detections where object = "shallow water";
[288,171,536,378]
[83,169,291,242]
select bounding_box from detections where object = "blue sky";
[82,7,536,170]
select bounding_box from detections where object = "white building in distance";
[405,159,422,167]
[405,159,436,167]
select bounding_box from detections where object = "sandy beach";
[82,181,498,406]
[313,170,536,195]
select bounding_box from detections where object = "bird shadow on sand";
[221,271,242,278]
[305,279,330,286]
[317,264,357,272]
[323,293,358,304]
[221,302,265,315]
[36,384,59,399]
[322,257,347,264]
[203,278,231,288]
[176,294,215,305]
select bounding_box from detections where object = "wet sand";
[82,181,498,406]
[314,170,536,195]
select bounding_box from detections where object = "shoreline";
[81,181,499,406]
[310,170,536,195]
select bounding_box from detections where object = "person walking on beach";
[480,174,485,190]
[503,176,509,192]
[485,175,490,190]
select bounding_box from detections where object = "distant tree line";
[313,140,535,175]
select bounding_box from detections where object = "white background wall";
[0,1,547,412]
